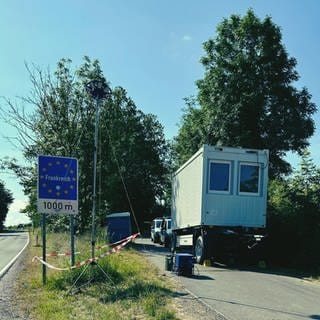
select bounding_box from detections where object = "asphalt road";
[134,237,320,320]
[0,231,29,277]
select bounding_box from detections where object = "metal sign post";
[70,215,75,266]
[37,155,78,284]
[42,213,46,285]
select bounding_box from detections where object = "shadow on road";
[197,295,318,319]
[190,274,215,280]
[235,264,317,281]
[132,240,171,256]
[133,237,317,281]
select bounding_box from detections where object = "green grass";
[18,231,178,320]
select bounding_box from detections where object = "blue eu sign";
[38,155,78,214]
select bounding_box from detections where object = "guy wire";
[105,125,141,236]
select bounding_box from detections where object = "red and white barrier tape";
[46,234,138,256]
[32,233,139,271]
[46,252,80,257]
[95,233,138,250]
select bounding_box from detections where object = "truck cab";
[151,218,162,243]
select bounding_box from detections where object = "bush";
[266,152,320,272]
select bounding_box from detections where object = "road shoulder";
[0,249,30,320]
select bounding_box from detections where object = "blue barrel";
[174,253,193,276]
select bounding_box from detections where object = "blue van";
[151,217,162,243]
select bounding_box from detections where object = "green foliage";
[0,180,13,230]
[267,150,320,270]
[22,232,177,320]
[0,57,170,231]
[96,86,170,228]
[174,9,316,177]
[173,96,205,167]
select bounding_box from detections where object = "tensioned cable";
[104,125,141,236]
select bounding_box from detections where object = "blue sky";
[1,1,319,225]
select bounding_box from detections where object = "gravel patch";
[0,250,30,320]
[167,273,228,320]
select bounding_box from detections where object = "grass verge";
[17,230,178,320]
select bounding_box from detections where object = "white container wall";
[172,149,204,229]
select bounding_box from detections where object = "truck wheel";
[195,235,205,264]
[164,237,170,248]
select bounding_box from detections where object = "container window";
[209,161,231,193]
[239,163,260,195]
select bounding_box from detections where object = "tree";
[288,150,320,268]
[267,150,320,269]
[0,180,13,230]
[0,57,170,231]
[174,10,316,177]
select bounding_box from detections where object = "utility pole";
[85,78,112,260]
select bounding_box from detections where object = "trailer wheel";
[195,235,205,264]
[164,236,170,248]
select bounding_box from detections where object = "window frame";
[238,162,260,196]
[208,160,232,194]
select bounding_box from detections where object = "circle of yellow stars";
[40,159,76,197]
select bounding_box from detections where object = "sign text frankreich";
[37,155,78,214]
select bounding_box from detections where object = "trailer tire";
[164,236,170,248]
[195,235,205,264]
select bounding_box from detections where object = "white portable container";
[172,145,269,230]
